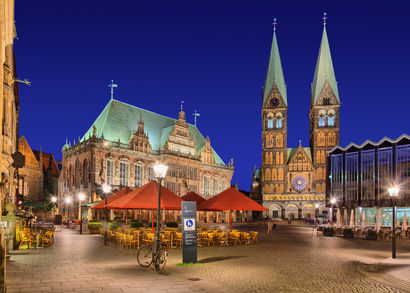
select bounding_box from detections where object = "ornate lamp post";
[330,198,336,225]
[102,184,112,245]
[388,186,399,259]
[78,193,86,235]
[153,163,168,254]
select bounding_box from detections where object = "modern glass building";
[326,134,410,228]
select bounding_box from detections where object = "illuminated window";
[119,162,129,186]
[106,159,114,185]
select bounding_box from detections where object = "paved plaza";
[6,225,410,293]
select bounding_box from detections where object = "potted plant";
[366,230,378,240]
[343,228,354,238]
[323,227,334,237]
[88,222,102,234]
[166,222,178,228]
[130,221,143,228]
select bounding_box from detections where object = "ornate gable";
[165,107,195,156]
[313,81,339,106]
[200,136,215,165]
[129,117,151,153]
[18,137,41,168]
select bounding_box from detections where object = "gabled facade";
[59,99,234,218]
[255,21,340,219]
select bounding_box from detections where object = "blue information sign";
[182,201,197,263]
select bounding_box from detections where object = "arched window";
[317,132,325,147]
[267,119,274,129]
[276,118,282,129]
[272,168,277,180]
[276,133,283,148]
[278,168,284,181]
[328,132,336,146]
[318,115,326,127]
[212,177,218,195]
[265,169,271,181]
[327,109,336,127]
[328,114,335,126]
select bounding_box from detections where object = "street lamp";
[102,184,112,245]
[78,192,86,235]
[388,185,399,259]
[153,162,168,255]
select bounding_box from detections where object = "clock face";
[270,98,279,107]
[292,176,307,191]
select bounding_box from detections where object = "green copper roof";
[287,147,312,163]
[311,26,339,104]
[263,30,287,106]
[80,99,226,165]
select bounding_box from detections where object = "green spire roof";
[311,26,339,104]
[263,30,287,106]
[78,99,226,165]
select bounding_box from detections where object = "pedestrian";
[267,221,273,234]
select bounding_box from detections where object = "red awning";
[108,181,182,210]
[181,191,206,205]
[91,187,133,209]
[198,187,268,211]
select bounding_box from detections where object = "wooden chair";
[230,232,241,245]
[19,232,32,249]
[207,233,215,246]
[217,233,229,246]
[41,232,54,247]
[175,232,182,247]
[250,231,258,244]
[242,232,251,245]
[143,233,155,246]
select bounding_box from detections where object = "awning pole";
[229,210,232,231]
[151,210,154,232]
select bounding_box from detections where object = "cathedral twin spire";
[263,23,287,107]
[263,16,339,106]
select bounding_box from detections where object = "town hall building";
[251,20,340,219]
[58,97,234,220]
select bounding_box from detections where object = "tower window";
[323,98,330,105]
[318,114,326,127]
[327,112,335,127]
[267,119,274,129]
[276,118,282,129]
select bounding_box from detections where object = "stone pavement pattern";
[6,225,410,293]
[178,225,410,293]
[6,229,223,293]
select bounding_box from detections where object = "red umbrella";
[108,181,182,210]
[198,187,267,230]
[109,181,182,231]
[181,191,206,205]
[91,187,133,209]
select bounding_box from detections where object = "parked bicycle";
[137,237,168,273]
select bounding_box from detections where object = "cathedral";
[251,20,340,219]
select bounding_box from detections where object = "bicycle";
[137,237,168,273]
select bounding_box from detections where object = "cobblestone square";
[6,225,410,292]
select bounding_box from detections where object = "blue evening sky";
[14,1,410,190]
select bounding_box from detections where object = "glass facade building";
[327,134,410,227]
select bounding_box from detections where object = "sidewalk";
[6,229,225,293]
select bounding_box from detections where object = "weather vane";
[108,80,118,100]
[180,100,184,111]
[273,18,277,31]
[193,110,200,126]
[322,12,327,26]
